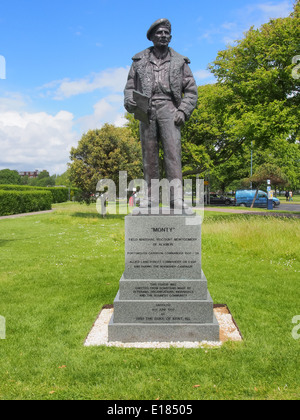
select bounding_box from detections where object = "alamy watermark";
[0,316,6,339]
[291,316,300,340]
[292,55,300,80]
[0,55,6,80]
[95,171,205,219]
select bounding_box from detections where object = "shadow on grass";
[0,239,16,247]
[71,212,126,220]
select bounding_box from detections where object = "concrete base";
[107,213,220,343]
[113,290,215,324]
[108,312,220,343]
[119,271,208,301]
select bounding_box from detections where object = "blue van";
[235,190,280,208]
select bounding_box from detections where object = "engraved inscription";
[132,282,195,298]
[124,217,202,279]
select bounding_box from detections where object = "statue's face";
[151,25,172,48]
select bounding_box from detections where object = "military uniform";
[124,21,198,206]
[124,47,198,203]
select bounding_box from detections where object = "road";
[276,204,300,212]
[205,203,300,212]
[204,204,300,218]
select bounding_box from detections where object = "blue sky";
[0,0,295,174]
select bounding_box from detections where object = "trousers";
[140,99,183,201]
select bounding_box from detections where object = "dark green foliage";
[0,185,78,204]
[69,124,143,202]
[0,190,52,216]
[27,170,56,187]
[47,187,69,203]
[184,4,299,185]
[0,169,21,185]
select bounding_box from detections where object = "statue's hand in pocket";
[174,110,185,126]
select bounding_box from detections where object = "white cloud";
[253,1,292,19]
[0,92,28,112]
[40,67,130,100]
[0,65,131,175]
[236,1,293,30]
[194,69,214,80]
[0,107,78,174]
[0,63,132,175]
[221,22,238,31]
[0,55,6,80]
[199,0,293,45]
[0,92,128,175]
[77,94,126,132]
[194,69,216,85]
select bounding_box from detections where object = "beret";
[147,18,171,40]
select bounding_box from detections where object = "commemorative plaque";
[108,214,219,342]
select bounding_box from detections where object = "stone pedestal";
[108,213,219,342]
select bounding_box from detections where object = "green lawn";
[278,194,300,204]
[0,203,299,400]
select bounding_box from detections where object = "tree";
[264,139,300,190]
[124,4,300,188]
[35,176,56,187]
[0,169,21,185]
[125,112,140,140]
[55,169,72,187]
[209,147,253,193]
[28,170,56,187]
[248,163,288,207]
[209,2,300,152]
[69,124,143,200]
[37,170,50,180]
[240,138,300,191]
[182,83,249,176]
[20,175,29,185]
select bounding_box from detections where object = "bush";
[0,190,52,216]
[0,185,73,204]
[47,187,69,203]
[0,184,38,191]
[0,169,21,185]
[70,188,81,201]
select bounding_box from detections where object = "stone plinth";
[124,214,202,280]
[118,274,208,301]
[108,213,219,343]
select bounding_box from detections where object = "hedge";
[0,185,79,203]
[0,190,52,216]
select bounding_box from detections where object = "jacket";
[124,47,198,120]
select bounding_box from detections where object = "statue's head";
[147,19,172,47]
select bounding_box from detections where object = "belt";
[152,95,172,101]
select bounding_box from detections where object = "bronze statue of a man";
[124,18,198,210]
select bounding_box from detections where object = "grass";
[0,202,299,400]
[279,195,300,204]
